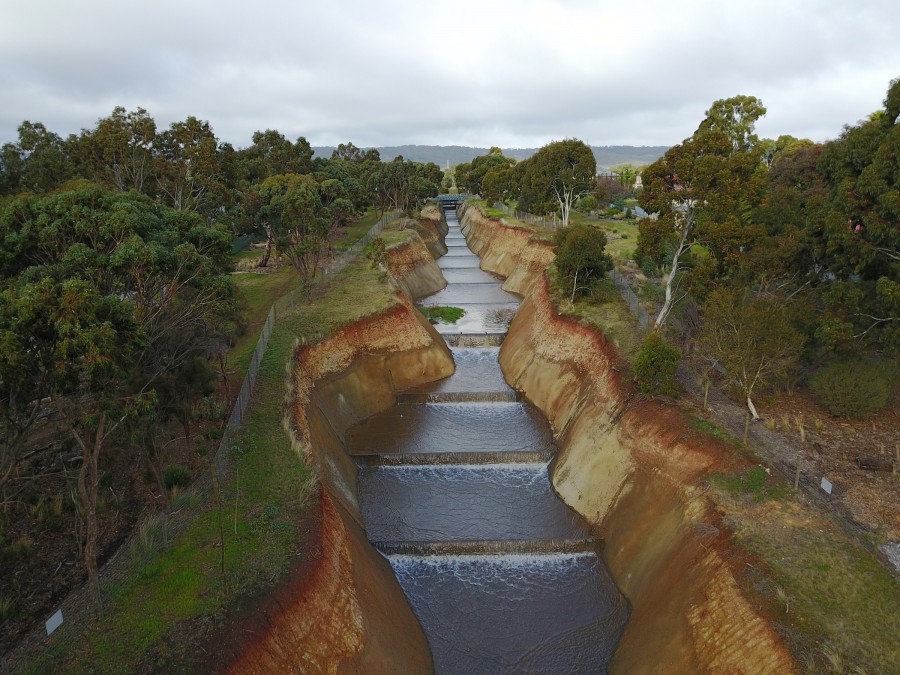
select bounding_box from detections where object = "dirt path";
[676,364,900,575]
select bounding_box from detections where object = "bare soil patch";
[679,365,900,550]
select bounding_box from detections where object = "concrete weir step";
[374,539,602,556]
[442,333,506,346]
[397,390,521,404]
[354,449,554,466]
[437,258,482,268]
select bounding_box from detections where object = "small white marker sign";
[45,609,63,636]
[820,477,833,495]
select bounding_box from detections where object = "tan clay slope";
[459,203,796,674]
[458,202,554,296]
[387,233,448,301]
[416,204,450,258]
[230,231,453,674]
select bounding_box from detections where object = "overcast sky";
[2,0,898,150]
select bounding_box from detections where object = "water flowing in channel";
[349,207,628,672]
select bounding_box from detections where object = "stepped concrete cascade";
[430,219,519,337]
[348,207,628,673]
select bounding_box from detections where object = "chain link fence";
[609,269,651,331]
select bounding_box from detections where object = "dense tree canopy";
[637,95,769,329]
[0,184,236,601]
[631,79,898,417]
[0,107,447,617]
[516,139,596,226]
[455,147,516,197]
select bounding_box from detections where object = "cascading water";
[348,207,628,672]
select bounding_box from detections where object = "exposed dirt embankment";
[459,205,796,672]
[232,294,452,673]
[503,281,795,673]
[416,204,450,258]
[228,487,433,674]
[457,202,554,296]
[386,228,447,300]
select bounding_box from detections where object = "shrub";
[0,535,34,563]
[577,195,597,211]
[130,514,168,563]
[810,359,891,419]
[554,224,613,300]
[163,465,192,490]
[633,332,680,397]
[0,595,17,622]
[640,258,657,277]
[194,395,226,421]
[365,238,387,269]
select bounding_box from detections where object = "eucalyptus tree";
[238,129,314,183]
[82,106,157,193]
[253,173,331,286]
[153,116,222,214]
[369,158,441,216]
[815,78,900,352]
[0,183,235,605]
[610,163,640,192]
[637,95,768,330]
[699,286,805,423]
[482,165,516,204]
[516,139,595,226]
[0,121,73,194]
[455,147,515,197]
[553,224,612,302]
[331,141,365,162]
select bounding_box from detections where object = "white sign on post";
[820,477,833,495]
[45,609,63,636]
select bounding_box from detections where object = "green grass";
[559,213,639,260]
[275,256,398,335]
[690,416,741,446]
[549,273,645,360]
[419,306,465,324]
[711,484,900,673]
[598,220,639,260]
[228,207,392,371]
[377,225,419,248]
[472,200,556,242]
[229,263,299,372]
[708,467,792,502]
[332,209,383,251]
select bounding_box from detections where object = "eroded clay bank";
[231,203,797,673]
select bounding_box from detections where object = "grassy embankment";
[566,210,640,260]
[27,217,402,673]
[708,470,900,673]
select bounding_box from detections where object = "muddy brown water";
[349,209,628,673]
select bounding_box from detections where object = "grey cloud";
[1,0,898,148]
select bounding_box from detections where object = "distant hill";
[311,145,668,171]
